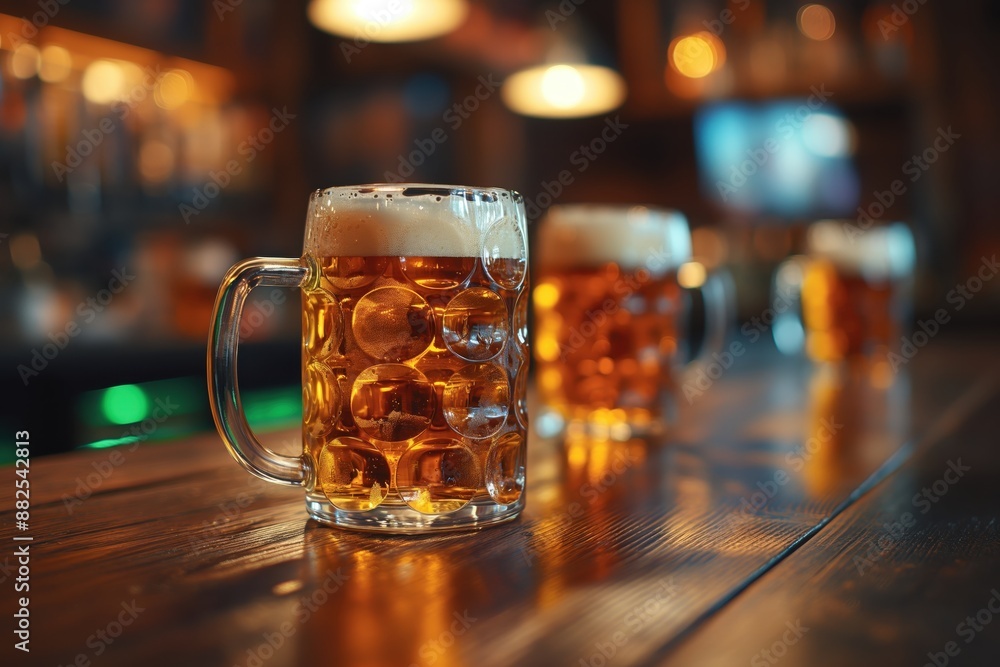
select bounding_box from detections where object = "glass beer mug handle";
[208,257,309,486]
[697,268,733,363]
[771,256,808,356]
[687,267,735,365]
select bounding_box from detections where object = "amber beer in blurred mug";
[772,221,915,363]
[208,185,529,532]
[534,205,728,437]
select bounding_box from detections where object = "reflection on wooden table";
[2,339,998,667]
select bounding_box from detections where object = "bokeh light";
[541,65,585,109]
[308,0,468,42]
[691,227,730,268]
[502,63,626,118]
[798,4,837,41]
[39,46,73,83]
[802,113,854,157]
[139,140,176,184]
[101,384,150,425]
[678,261,707,289]
[82,59,127,104]
[154,69,192,109]
[533,283,559,309]
[11,44,41,80]
[9,233,42,270]
[669,32,725,79]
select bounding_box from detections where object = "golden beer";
[534,206,691,436]
[209,185,528,532]
[301,188,528,528]
[801,262,896,361]
[793,221,914,363]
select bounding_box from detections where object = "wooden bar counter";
[3,336,998,666]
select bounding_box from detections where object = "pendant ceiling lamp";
[307,0,469,43]
[502,20,626,119]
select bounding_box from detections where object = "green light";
[82,435,142,450]
[244,387,302,428]
[100,384,150,425]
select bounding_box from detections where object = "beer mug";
[772,220,915,363]
[208,185,529,532]
[533,205,729,438]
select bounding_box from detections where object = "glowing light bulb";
[502,64,626,119]
[541,65,586,109]
[308,0,468,42]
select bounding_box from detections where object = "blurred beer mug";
[208,184,529,533]
[772,221,915,364]
[533,205,730,439]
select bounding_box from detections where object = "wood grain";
[662,369,1000,666]
[0,340,995,667]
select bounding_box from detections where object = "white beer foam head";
[538,205,692,271]
[807,220,915,281]
[305,184,527,258]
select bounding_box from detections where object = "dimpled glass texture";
[300,185,529,532]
